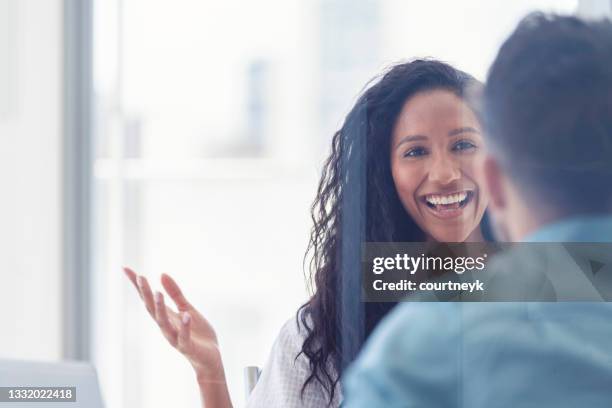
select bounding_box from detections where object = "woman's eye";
[404,147,428,158]
[452,140,477,152]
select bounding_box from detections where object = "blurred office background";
[1,0,609,407]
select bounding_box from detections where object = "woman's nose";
[428,154,461,185]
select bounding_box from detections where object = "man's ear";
[483,155,506,211]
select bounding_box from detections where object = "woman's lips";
[420,190,474,219]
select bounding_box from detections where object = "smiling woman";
[390,89,488,242]
[123,59,494,408]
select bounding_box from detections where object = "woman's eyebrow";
[395,134,427,149]
[449,126,480,137]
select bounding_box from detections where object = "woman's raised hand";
[123,267,226,384]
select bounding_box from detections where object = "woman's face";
[390,89,488,242]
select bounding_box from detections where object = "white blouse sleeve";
[245,316,341,408]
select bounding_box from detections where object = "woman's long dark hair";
[297,59,484,404]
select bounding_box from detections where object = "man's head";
[483,13,612,240]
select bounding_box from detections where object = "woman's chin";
[427,227,474,243]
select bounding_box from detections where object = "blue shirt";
[343,215,612,408]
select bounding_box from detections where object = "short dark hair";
[484,13,612,213]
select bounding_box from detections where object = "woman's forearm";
[195,360,233,408]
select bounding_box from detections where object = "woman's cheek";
[457,155,480,179]
[393,164,423,212]
[392,163,416,195]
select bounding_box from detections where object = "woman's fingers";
[137,275,156,317]
[124,269,193,354]
[161,273,192,311]
[154,292,178,347]
[177,312,192,352]
[123,267,140,293]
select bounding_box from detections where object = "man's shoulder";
[374,302,526,341]
[358,303,466,368]
[376,302,612,356]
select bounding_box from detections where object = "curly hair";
[296,59,483,405]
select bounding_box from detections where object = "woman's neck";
[425,226,485,243]
[465,226,485,242]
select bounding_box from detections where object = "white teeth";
[425,191,468,205]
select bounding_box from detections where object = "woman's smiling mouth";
[420,190,475,219]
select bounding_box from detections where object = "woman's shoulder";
[273,308,311,352]
[246,308,340,407]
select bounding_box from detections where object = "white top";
[246,315,342,407]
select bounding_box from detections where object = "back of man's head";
[485,13,612,215]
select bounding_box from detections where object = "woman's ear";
[482,155,506,212]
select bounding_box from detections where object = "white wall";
[577,0,612,17]
[0,0,63,360]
